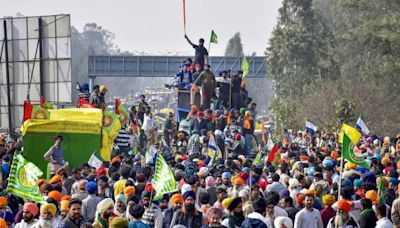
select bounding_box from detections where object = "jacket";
[392,198,400,228]
[241,212,270,228]
[359,208,377,228]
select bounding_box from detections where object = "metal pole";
[3,20,13,131]
[38,17,44,97]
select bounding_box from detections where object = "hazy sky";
[0,0,282,56]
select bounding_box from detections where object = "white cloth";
[15,220,38,228]
[376,217,393,228]
[247,212,272,227]
[275,216,293,228]
[294,208,324,228]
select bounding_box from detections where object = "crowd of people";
[0,35,400,228]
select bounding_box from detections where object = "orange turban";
[303,189,315,197]
[338,200,352,213]
[48,190,62,201]
[0,197,7,206]
[124,186,136,197]
[0,218,5,228]
[381,157,391,166]
[61,195,71,201]
[49,175,62,185]
[376,177,389,188]
[296,193,305,206]
[365,190,378,205]
[170,194,184,205]
[300,156,309,162]
[60,200,69,212]
[37,179,46,187]
[330,151,339,159]
[111,156,121,164]
[231,176,245,186]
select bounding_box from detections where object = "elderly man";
[221,197,245,228]
[163,194,184,228]
[34,203,59,228]
[327,199,359,228]
[93,198,115,228]
[169,190,204,228]
[15,203,39,228]
[58,198,84,228]
[114,194,127,218]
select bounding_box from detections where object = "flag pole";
[182,0,186,35]
[337,142,344,201]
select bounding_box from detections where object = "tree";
[225,32,244,57]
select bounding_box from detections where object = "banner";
[210,30,218,44]
[242,56,249,78]
[7,154,44,203]
[31,105,50,120]
[115,99,129,126]
[40,96,54,109]
[339,123,361,145]
[207,134,222,167]
[152,153,178,200]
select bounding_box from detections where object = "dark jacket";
[359,208,377,228]
[58,215,84,228]
[241,218,268,228]
[163,208,175,228]
[169,210,203,228]
[190,118,208,133]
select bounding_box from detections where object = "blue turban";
[0,211,14,223]
[322,160,333,168]
[183,190,196,200]
[86,181,98,194]
[390,177,398,185]
[222,172,232,179]
[363,172,376,184]
[342,179,352,188]
[353,179,362,188]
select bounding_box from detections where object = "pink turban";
[23,203,39,216]
[205,176,215,187]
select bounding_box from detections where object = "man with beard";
[15,203,39,228]
[58,199,84,228]
[158,194,170,213]
[92,198,115,228]
[34,203,58,228]
[327,199,359,228]
[294,192,323,228]
[221,197,245,228]
[141,191,163,228]
[203,207,224,228]
[163,194,183,228]
[114,194,127,218]
[169,190,204,228]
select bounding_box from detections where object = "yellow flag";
[339,123,361,145]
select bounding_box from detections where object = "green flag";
[242,56,249,78]
[210,30,218,44]
[31,105,50,119]
[253,149,262,166]
[342,133,369,168]
[102,110,119,131]
[152,153,178,200]
[7,154,44,203]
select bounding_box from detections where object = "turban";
[116,194,127,204]
[97,168,107,177]
[197,167,209,177]
[60,200,69,212]
[48,190,62,201]
[303,189,315,197]
[61,195,71,201]
[376,176,389,188]
[205,176,215,187]
[181,184,192,195]
[183,191,196,200]
[300,156,309,162]
[86,181,98,194]
[23,203,39,216]
[289,179,299,188]
[49,175,62,185]
[274,216,293,228]
[365,190,378,204]
[231,176,245,186]
[227,197,242,211]
[331,151,339,159]
[353,179,363,188]
[171,194,184,205]
[239,172,249,181]
[322,160,333,168]
[124,186,136,197]
[322,194,335,206]
[0,197,7,206]
[222,172,232,179]
[381,157,391,166]
[110,217,128,228]
[111,156,121,164]
[37,179,46,187]
[78,180,88,190]
[238,189,250,198]
[337,200,352,213]
[296,193,305,206]
[279,189,290,198]
[40,203,57,217]
[222,198,233,209]
[141,191,151,198]
[0,218,5,228]
[97,198,114,214]
[205,207,223,220]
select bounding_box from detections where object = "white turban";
[97,198,114,214]
[274,216,293,228]
[289,178,299,188]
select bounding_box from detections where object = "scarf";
[360,208,374,217]
[97,215,108,228]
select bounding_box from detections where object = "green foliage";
[266,0,400,135]
[225,32,244,57]
[334,99,356,127]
